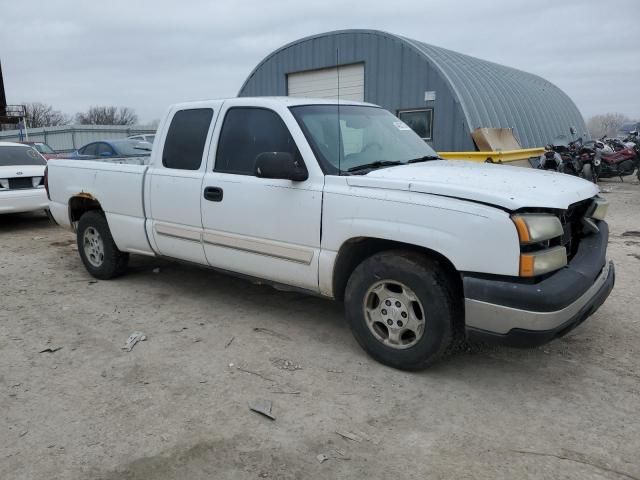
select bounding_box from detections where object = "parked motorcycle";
[582,138,639,182]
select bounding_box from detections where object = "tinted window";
[162,108,213,170]
[97,143,114,156]
[0,146,46,166]
[81,143,98,156]
[215,108,301,175]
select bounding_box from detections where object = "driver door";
[200,105,323,291]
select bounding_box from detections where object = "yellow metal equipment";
[438,148,545,165]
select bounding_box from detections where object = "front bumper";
[0,188,49,214]
[463,221,615,347]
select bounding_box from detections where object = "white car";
[128,134,155,143]
[0,142,49,214]
[46,97,614,369]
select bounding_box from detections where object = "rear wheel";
[344,250,461,370]
[77,210,129,279]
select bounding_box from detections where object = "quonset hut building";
[239,30,586,152]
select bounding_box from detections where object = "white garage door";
[287,63,364,101]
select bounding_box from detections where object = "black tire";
[344,250,462,370]
[582,164,594,183]
[76,210,129,279]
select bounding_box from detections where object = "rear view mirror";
[570,126,577,135]
[255,152,308,182]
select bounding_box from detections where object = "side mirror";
[255,152,308,181]
[570,126,577,135]
[100,151,112,157]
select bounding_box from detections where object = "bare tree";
[75,106,138,125]
[22,102,70,128]
[587,113,630,138]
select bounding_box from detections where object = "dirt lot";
[1,179,639,480]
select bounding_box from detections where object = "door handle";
[204,186,223,202]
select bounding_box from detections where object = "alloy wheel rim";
[83,227,105,268]
[363,280,425,350]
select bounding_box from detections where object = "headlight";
[589,197,608,221]
[512,214,564,244]
[519,246,567,277]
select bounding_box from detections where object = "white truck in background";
[46,97,614,370]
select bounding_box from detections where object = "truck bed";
[47,159,154,255]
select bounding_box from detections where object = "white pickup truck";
[46,97,614,369]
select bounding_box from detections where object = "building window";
[397,109,433,141]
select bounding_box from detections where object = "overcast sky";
[1,0,639,124]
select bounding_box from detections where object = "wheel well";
[69,194,103,226]
[332,237,462,301]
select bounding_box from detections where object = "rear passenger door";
[147,105,220,264]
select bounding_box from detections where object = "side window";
[215,108,301,175]
[97,143,114,156]
[81,143,98,156]
[162,108,213,170]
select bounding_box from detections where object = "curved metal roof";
[240,30,587,148]
[397,34,586,148]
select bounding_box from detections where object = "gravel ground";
[1,178,639,480]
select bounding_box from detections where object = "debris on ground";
[270,357,302,371]
[169,326,188,333]
[335,430,363,442]
[39,346,62,353]
[316,453,328,464]
[622,231,640,237]
[248,399,275,420]
[253,327,291,341]
[327,368,344,373]
[122,332,147,352]
[270,389,301,395]
[236,366,275,382]
[225,336,235,348]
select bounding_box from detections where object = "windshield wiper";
[407,155,442,163]
[347,160,403,173]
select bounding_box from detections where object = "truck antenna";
[336,48,341,175]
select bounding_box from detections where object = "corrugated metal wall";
[240,30,472,151]
[0,125,156,152]
[239,30,587,151]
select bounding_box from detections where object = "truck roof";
[170,96,377,110]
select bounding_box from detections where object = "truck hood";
[346,160,599,210]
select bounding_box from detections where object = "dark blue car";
[67,139,152,160]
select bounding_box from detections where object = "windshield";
[32,143,55,154]
[111,140,152,156]
[0,146,46,166]
[290,105,439,174]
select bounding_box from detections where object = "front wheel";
[344,250,462,370]
[77,210,129,279]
